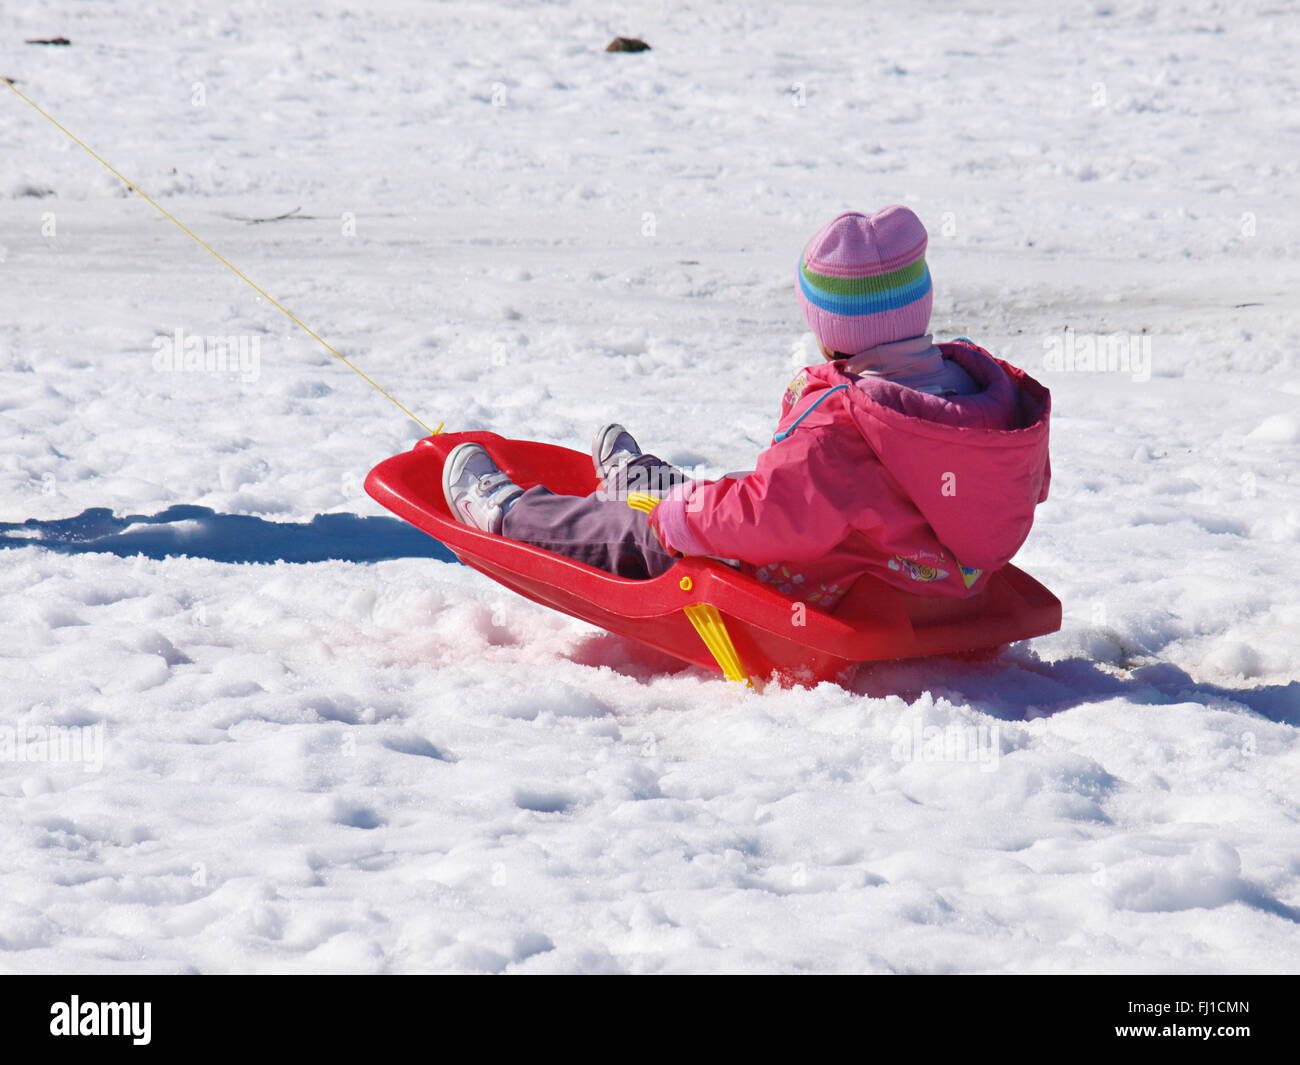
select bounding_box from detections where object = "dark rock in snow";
[25,36,72,46]
[605,36,650,53]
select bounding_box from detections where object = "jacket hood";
[803,342,1051,570]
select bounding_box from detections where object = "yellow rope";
[3,77,438,436]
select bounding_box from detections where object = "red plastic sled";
[365,432,1062,687]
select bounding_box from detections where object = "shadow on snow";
[0,505,457,565]
[847,651,1299,727]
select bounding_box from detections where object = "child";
[443,206,1051,613]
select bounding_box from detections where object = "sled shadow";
[848,652,1300,727]
[563,632,1298,725]
[0,505,458,565]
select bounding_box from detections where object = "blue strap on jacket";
[772,384,849,443]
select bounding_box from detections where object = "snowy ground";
[1,0,1298,973]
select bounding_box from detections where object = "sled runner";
[365,432,1062,687]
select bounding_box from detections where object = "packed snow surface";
[1,0,1297,972]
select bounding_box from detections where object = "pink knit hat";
[797,207,933,355]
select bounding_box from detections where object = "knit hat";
[797,206,933,355]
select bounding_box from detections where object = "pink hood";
[834,343,1051,570]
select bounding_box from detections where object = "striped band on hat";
[798,252,932,317]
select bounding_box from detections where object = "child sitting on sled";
[443,206,1051,613]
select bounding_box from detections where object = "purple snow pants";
[500,455,688,579]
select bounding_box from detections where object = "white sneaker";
[442,443,524,534]
[591,423,642,481]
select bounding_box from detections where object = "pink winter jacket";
[647,341,1051,611]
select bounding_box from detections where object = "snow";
[1,0,1298,973]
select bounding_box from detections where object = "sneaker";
[442,443,524,534]
[591,423,642,481]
